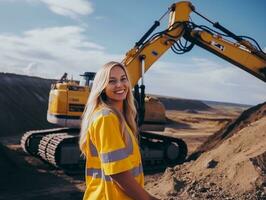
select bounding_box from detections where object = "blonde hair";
[79,61,137,154]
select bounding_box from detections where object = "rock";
[206,159,218,168]
[172,177,186,192]
[173,165,181,171]
[206,182,216,187]
[164,167,175,176]
[191,180,197,186]
[206,193,214,199]
[198,186,208,193]
[191,193,197,198]
[249,150,266,174]
[167,197,175,200]
[260,192,266,199]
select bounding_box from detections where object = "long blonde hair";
[79,61,137,154]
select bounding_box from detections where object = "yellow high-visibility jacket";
[83,107,144,200]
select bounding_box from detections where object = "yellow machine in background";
[47,73,90,128]
[21,1,266,172]
[47,72,166,131]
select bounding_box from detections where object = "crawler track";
[21,129,187,173]
[21,128,78,156]
[38,133,85,172]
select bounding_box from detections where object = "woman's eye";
[109,80,116,84]
[121,77,127,82]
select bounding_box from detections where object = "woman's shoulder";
[91,106,117,123]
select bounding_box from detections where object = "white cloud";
[26,0,93,18]
[24,26,103,50]
[0,26,121,79]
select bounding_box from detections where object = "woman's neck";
[106,100,123,114]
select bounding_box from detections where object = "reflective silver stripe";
[86,168,112,181]
[91,108,111,122]
[88,108,111,157]
[125,127,133,155]
[86,163,143,181]
[131,163,143,177]
[89,139,98,156]
[100,148,128,163]
[100,127,133,163]
[88,108,134,162]
[102,109,111,116]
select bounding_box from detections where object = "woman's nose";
[115,80,122,87]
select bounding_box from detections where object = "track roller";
[140,131,187,171]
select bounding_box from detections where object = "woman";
[79,61,159,200]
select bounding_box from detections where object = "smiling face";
[104,65,129,109]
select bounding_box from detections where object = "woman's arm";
[110,171,160,200]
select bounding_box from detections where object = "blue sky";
[0,0,265,105]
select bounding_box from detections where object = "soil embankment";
[146,103,266,200]
[156,95,212,111]
[0,143,83,200]
[0,73,58,137]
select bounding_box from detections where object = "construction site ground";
[0,73,265,200]
[2,103,264,200]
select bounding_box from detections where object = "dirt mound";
[0,73,58,137]
[156,96,211,111]
[146,103,266,199]
[0,73,84,199]
[189,102,266,160]
[0,142,83,200]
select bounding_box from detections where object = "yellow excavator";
[21,1,266,172]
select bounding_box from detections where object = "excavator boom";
[123,1,194,86]
[184,24,266,83]
[123,2,266,85]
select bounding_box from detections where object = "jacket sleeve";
[90,113,134,175]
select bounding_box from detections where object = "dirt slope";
[189,102,266,160]
[157,96,212,111]
[0,143,83,200]
[0,73,58,137]
[146,103,266,200]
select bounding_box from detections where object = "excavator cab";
[79,72,96,88]
[47,73,91,128]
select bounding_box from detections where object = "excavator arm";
[184,19,266,82]
[122,1,194,86]
[122,1,194,127]
[122,1,266,86]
